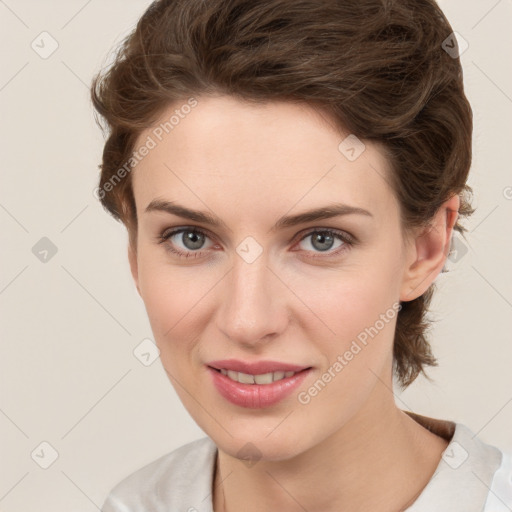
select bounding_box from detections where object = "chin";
[212,423,309,463]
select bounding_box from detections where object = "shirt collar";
[403,410,503,511]
[187,411,503,512]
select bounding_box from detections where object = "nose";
[215,255,289,348]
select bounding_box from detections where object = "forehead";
[132,95,398,225]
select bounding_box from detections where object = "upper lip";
[208,359,311,375]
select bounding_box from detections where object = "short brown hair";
[91,0,475,389]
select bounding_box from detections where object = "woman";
[91,0,512,510]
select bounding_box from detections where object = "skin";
[128,94,458,511]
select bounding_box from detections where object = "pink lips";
[207,359,312,409]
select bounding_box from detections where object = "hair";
[90,0,475,389]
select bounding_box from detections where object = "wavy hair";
[91,0,475,388]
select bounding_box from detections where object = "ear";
[128,243,141,296]
[400,194,460,302]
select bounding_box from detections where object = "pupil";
[313,233,333,252]
[184,231,204,250]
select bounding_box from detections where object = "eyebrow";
[144,199,373,232]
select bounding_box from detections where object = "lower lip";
[207,366,312,409]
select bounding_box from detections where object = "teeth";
[254,373,273,384]
[220,369,299,384]
[227,370,239,381]
[270,371,285,381]
[238,372,255,384]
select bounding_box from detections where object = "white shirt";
[101,411,512,511]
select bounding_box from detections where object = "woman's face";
[128,94,419,460]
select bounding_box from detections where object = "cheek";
[137,236,201,303]
[291,262,399,345]
[136,251,227,380]
[293,270,399,422]
[287,259,401,405]
[137,254,203,346]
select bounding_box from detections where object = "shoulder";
[404,415,512,511]
[483,448,512,511]
[101,436,217,512]
[449,422,512,509]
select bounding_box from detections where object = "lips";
[206,359,313,408]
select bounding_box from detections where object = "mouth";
[206,360,313,409]
[208,366,310,385]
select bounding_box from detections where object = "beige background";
[0,0,511,510]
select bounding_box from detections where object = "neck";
[213,380,449,512]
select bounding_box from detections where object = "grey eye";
[299,231,344,253]
[167,229,213,252]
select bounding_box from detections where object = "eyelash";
[156,226,356,260]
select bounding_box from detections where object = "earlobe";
[128,243,141,296]
[399,194,460,302]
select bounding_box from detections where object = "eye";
[158,227,216,259]
[293,229,353,258]
[157,226,355,259]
